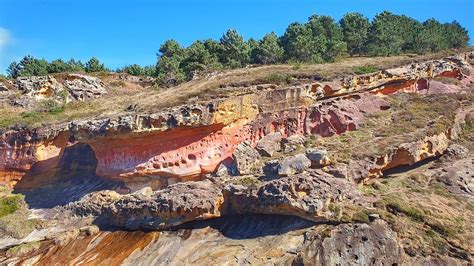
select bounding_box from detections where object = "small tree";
[307,15,347,62]
[48,59,70,73]
[182,40,220,78]
[142,65,156,76]
[340,12,369,56]
[85,57,106,73]
[156,39,187,85]
[66,59,85,72]
[397,15,421,53]
[156,56,186,85]
[414,19,449,53]
[445,21,469,49]
[281,22,317,62]
[219,29,250,68]
[252,32,284,64]
[367,11,405,56]
[124,64,144,76]
[7,62,20,78]
[7,55,48,78]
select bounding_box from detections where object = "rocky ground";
[0,51,473,265]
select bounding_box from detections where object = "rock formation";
[1,52,474,264]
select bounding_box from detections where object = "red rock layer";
[89,123,247,186]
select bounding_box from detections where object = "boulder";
[256,132,282,157]
[64,74,108,101]
[282,135,305,153]
[305,148,331,167]
[214,158,238,177]
[277,153,311,176]
[225,171,359,221]
[435,156,474,198]
[100,180,224,230]
[233,141,261,175]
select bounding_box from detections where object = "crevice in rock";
[381,154,442,177]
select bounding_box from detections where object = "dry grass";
[358,172,474,259]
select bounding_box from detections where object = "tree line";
[6,11,469,85]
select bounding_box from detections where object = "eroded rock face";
[233,141,261,175]
[1,53,473,265]
[63,190,121,217]
[97,180,224,230]
[434,155,474,199]
[307,220,404,265]
[14,76,65,108]
[0,82,8,92]
[225,171,359,221]
[64,74,108,101]
[0,53,472,189]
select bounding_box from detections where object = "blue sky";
[0,0,473,74]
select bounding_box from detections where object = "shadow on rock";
[174,214,317,240]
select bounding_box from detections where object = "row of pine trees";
[7,11,469,85]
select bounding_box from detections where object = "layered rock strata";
[1,53,472,189]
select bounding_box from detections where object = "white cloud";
[0,27,11,50]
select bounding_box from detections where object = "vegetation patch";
[6,241,41,257]
[264,72,292,85]
[353,64,377,74]
[383,195,426,222]
[0,194,24,218]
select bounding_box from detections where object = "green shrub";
[353,64,377,74]
[0,195,23,217]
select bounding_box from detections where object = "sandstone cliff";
[0,52,473,265]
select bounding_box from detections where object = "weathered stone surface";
[277,153,311,176]
[233,141,261,175]
[307,220,404,265]
[256,132,282,157]
[444,144,469,159]
[13,76,65,108]
[434,155,474,199]
[98,180,224,230]
[305,148,330,167]
[214,158,238,177]
[225,172,359,221]
[64,74,108,101]
[0,82,8,92]
[63,190,121,217]
[326,162,350,179]
[282,134,305,153]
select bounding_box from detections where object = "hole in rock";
[14,143,124,209]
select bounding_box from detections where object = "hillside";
[0,51,473,264]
